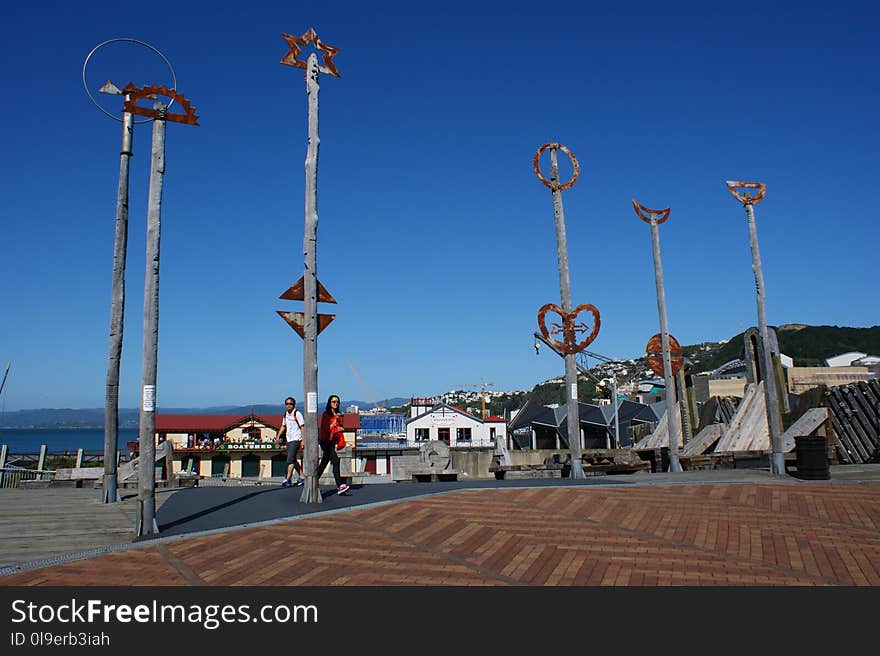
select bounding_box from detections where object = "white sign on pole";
[142,385,156,412]
[307,392,318,413]
[570,383,578,400]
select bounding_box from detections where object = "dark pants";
[285,440,302,474]
[315,440,342,487]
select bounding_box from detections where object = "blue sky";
[1,0,877,411]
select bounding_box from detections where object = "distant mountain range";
[0,399,411,430]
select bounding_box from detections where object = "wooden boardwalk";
[2,480,879,586]
[0,488,176,569]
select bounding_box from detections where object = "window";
[489,427,496,442]
[456,427,472,442]
[415,428,430,441]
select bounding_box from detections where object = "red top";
[319,412,344,443]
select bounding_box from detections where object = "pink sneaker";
[337,483,350,494]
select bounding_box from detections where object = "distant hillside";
[684,325,880,372]
[4,325,877,427]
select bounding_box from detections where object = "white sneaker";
[337,483,350,494]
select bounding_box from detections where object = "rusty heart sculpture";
[537,303,601,355]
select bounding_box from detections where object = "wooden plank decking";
[0,488,176,569]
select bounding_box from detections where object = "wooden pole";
[103,95,133,504]
[549,148,585,479]
[136,103,166,536]
[37,445,47,479]
[300,54,323,503]
[649,216,683,472]
[744,202,785,474]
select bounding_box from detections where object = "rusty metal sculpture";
[533,142,580,191]
[277,275,337,339]
[537,303,600,355]
[725,180,766,206]
[645,332,683,378]
[122,84,199,125]
[281,28,341,78]
[533,142,599,479]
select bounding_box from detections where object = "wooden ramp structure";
[714,382,769,452]
[682,424,726,456]
[632,410,668,450]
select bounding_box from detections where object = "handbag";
[331,414,346,449]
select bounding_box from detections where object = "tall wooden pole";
[744,202,785,474]
[103,95,133,504]
[299,54,322,503]
[549,149,585,479]
[726,181,784,474]
[136,103,166,536]
[649,215,683,472]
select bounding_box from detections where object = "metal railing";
[0,466,56,489]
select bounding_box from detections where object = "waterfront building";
[405,399,507,448]
[143,412,360,480]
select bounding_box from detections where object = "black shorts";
[286,440,301,465]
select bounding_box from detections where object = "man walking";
[277,396,305,487]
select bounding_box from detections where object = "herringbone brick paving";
[2,483,878,586]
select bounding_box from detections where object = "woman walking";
[317,394,350,495]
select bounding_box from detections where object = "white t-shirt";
[283,409,304,442]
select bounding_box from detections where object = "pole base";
[770,452,786,475]
[299,476,323,503]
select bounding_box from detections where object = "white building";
[825,352,867,367]
[405,399,507,448]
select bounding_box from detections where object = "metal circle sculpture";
[645,333,683,378]
[533,142,580,191]
[82,38,177,124]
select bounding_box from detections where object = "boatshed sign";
[217,442,277,451]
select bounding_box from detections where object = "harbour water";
[0,428,139,454]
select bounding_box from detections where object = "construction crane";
[457,378,494,418]
[0,363,10,398]
[346,360,385,411]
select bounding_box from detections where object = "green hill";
[685,325,880,373]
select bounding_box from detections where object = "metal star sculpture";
[280,28,341,77]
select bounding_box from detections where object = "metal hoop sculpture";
[82,38,177,124]
[533,142,580,191]
[725,180,766,205]
[632,198,671,225]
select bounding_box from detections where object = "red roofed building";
[140,412,360,481]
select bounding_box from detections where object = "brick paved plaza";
[2,481,878,586]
